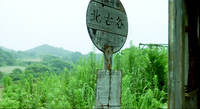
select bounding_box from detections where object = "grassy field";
[22,59,42,62]
[0,66,26,74]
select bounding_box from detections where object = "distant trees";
[49,58,72,72]
[9,68,23,81]
[70,52,82,64]
[0,48,17,66]
[42,54,72,74]
[25,64,50,75]
[0,71,3,81]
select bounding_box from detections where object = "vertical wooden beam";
[197,0,200,107]
[103,46,113,71]
[187,0,198,92]
[168,0,185,108]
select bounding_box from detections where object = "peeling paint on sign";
[86,0,128,53]
[95,70,122,108]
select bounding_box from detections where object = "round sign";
[86,0,128,53]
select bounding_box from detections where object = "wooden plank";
[185,88,199,97]
[95,70,122,108]
[168,0,175,107]
[168,0,185,108]
[109,70,122,107]
[95,70,110,108]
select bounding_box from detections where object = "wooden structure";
[168,0,200,108]
[86,0,128,108]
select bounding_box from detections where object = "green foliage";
[41,54,73,74]
[12,68,23,74]
[15,59,26,66]
[69,52,82,64]
[9,68,23,81]
[0,48,17,66]
[25,64,50,78]
[144,46,168,91]
[0,98,20,108]
[42,54,60,62]
[0,44,168,108]
[0,71,3,81]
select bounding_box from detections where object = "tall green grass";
[0,44,168,108]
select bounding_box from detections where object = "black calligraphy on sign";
[91,10,101,23]
[116,17,123,29]
[90,9,124,29]
[104,12,113,26]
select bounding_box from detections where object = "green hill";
[25,44,73,57]
[1,44,102,64]
[0,46,16,52]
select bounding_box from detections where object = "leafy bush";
[0,48,17,66]
[41,54,72,74]
[0,71,3,80]
[144,46,168,91]
[24,64,50,78]
[9,68,23,81]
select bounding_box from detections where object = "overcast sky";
[0,0,168,54]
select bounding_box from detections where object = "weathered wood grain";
[168,0,185,108]
[95,70,122,108]
[86,0,128,53]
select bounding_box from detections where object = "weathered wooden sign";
[86,0,128,53]
[86,0,128,108]
[95,70,122,108]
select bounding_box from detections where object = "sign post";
[86,0,128,108]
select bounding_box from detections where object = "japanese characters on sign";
[86,0,128,53]
[90,9,124,30]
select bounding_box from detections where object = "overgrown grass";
[0,44,168,108]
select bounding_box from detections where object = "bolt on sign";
[86,0,128,108]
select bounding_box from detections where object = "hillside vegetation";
[0,48,17,67]
[0,44,102,65]
[0,43,168,108]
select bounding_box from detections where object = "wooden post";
[104,46,113,108]
[103,46,113,71]
[168,0,185,108]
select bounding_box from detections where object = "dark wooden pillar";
[186,0,198,92]
[169,0,200,108]
[168,0,185,108]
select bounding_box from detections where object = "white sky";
[0,0,168,54]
